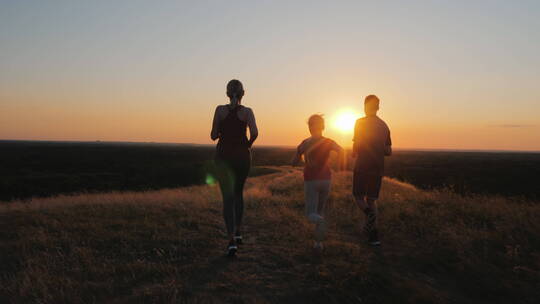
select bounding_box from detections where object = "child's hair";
[308,114,324,128]
[364,94,380,106]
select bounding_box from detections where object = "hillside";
[1,167,539,303]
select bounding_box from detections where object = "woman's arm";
[246,108,258,147]
[210,106,221,141]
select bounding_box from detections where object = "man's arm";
[352,120,360,158]
[384,130,392,156]
[210,106,221,141]
[246,108,259,147]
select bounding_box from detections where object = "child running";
[293,114,344,251]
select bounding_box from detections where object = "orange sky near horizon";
[1,1,539,151]
[2,86,538,151]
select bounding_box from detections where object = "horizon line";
[1,139,539,153]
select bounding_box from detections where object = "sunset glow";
[0,2,539,150]
[332,110,359,134]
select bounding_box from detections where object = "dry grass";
[1,166,539,303]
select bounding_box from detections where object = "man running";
[352,95,392,246]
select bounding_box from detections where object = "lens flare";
[205,174,216,185]
[332,110,359,133]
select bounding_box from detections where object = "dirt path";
[176,167,480,304]
[178,167,380,303]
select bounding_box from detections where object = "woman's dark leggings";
[215,156,250,235]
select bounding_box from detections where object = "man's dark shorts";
[353,170,383,199]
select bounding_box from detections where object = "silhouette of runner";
[211,79,258,257]
[352,95,392,246]
[293,114,344,252]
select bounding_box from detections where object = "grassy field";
[384,150,540,199]
[2,141,540,202]
[0,141,291,201]
[1,167,539,303]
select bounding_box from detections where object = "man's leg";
[354,169,381,245]
[354,196,372,235]
[365,174,382,244]
[355,195,368,210]
[364,197,379,242]
[353,170,368,209]
[353,171,371,240]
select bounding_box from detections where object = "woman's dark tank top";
[216,105,249,160]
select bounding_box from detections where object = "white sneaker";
[227,241,237,257]
[234,235,243,245]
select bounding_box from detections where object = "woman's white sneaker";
[227,241,237,257]
[234,235,243,245]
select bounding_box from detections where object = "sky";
[1,0,539,150]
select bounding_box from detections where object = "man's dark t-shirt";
[353,116,391,176]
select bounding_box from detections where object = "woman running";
[211,79,258,257]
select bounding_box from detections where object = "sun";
[332,110,359,133]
